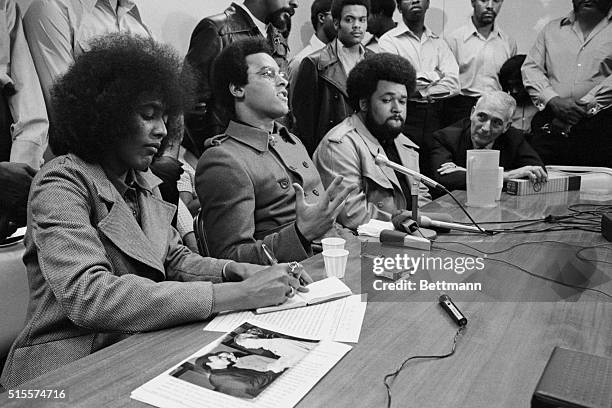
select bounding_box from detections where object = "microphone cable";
[383,325,466,408]
[436,186,494,235]
[432,240,612,300]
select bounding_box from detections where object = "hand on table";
[437,162,466,175]
[504,166,548,184]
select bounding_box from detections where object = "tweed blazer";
[0,154,228,388]
[195,121,325,264]
[430,118,544,191]
[313,114,431,230]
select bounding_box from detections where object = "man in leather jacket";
[184,0,297,156]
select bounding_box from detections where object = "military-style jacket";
[195,121,325,264]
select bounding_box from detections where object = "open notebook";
[255,277,352,314]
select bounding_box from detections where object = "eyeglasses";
[253,67,287,83]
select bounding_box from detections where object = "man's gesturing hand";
[294,175,357,242]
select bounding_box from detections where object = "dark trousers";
[442,95,478,127]
[530,107,612,167]
[403,101,444,178]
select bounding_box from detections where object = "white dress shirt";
[0,0,48,168]
[522,9,612,113]
[378,21,459,101]
[24,0,151,108]
[446,19,517,97]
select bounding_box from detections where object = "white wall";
[16,0,572,57]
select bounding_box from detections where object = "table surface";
[1,191,611,408]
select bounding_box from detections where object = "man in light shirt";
[24,0,151,117]
[522,0,612,167]
[287,0,335,92]
[378,0,459,177]
[444,0,517,125]
[292,0,373,156]
[0,0,49,240]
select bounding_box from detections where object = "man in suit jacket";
[0,34,303,389]
[313,53,430,230]
[195,39,356,264]
[184,0,297,156]
[430,91,546,191]
[292,0,373,156]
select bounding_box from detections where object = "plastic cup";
[466,149,499,208]
[322,249,349,279]
[321,237,346,252]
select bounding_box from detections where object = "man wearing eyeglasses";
[195,39,356,265]
[185,0,298,157]
[429,91,546,192]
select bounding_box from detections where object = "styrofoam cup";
[322,249,349,279]
[321,237,346,252]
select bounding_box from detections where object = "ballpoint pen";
[261,243,307,286]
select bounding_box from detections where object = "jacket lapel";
[352,115,402,191]
[88,162,170,276]
[395,134,421,187]
[318,42,349,98]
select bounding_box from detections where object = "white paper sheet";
[131,327,352,408]
[205,295,367,343]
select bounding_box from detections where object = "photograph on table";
[169,322,317,399]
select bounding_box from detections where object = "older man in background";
[430,91,546,192]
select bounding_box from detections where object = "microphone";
[374,154,445,191]
[417,214,483,234]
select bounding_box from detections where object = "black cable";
[384,326,466,408]
[439,187,493,235]
[432,240,612,299]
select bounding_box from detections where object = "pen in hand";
[261,243,308,287]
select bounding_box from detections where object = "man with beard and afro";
[184,0,298,155]
[313,53,431,231]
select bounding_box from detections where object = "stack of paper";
[357,219,394,237]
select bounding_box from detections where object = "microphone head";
[374,154,388,166]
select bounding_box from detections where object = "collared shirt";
[446,18,517,97]
[105,168,143,225]
[522,9,612,112]
[336,38,366,76]
[379,21,459,101]
[287,34,326,91]
[23,0,151,107]
[236,1,266,37]
[0,0,48,168]
[362,32,382,53]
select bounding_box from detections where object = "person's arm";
[420,40,460,99]
[430,131,466,190]
[579,74,612,114]
[195,148,310,264]
[521,25,559,111]
[184,19,222,112]
[313,136,373,230]
[292,57,320,155]
[5,1,48,169]
[23,0,74,109]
